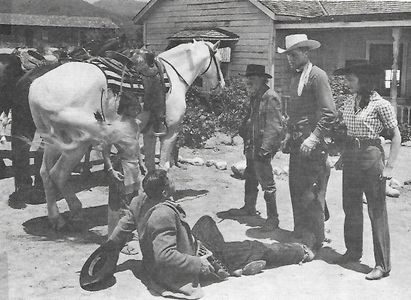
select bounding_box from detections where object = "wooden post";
[390,27,401,111]
[268,19,276,89]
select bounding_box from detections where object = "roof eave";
[133,0,159,24]
[132,0,276,24]
[275,18,411,29]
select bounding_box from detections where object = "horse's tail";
[38,108,137,151]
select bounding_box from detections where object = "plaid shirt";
[342,91,397,139]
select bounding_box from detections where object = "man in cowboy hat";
[229,64,283,231]
[278,34,337,252]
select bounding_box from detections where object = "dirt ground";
[1,136,411,300]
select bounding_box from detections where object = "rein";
[157,43,222,90]
[158,56,189,86]
[200,44,222,90]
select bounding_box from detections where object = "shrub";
[329,75,351,111]
[177,76,249,148]
[399,123,411,142]
[177,86,217,148]
[212,76,249,139]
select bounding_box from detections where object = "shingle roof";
[322,1,411,16]
[134,0,411,24]
[168,28,239,41]
[259,1,325,18]
[0,13,118,29]
[259,0,411,18]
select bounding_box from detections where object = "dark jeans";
[243,157,276,211]
[192,216,305,272]
[289,148,328,250]
[342,145,390,273]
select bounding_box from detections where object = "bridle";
[200,44,222,91]
[159,43,222,90]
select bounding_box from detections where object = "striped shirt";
[342,91,397,139]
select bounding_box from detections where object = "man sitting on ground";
[100,170,314,299]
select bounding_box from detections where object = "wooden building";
[134,0,411,124]
[0,13,118,49]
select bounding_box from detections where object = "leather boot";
[229,188,258,217]
[261,191,279,231]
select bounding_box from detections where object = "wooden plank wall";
[275,27,411,100]
[144,0,272,77]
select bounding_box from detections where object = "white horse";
[142,40,225,171]
[29,40,224,230]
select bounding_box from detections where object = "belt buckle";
[355,138,361,149]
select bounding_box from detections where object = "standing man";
[279,34,337,252]
[229,64,283,231]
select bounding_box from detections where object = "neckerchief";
[297,62,312,96]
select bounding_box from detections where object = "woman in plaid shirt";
[334,64,401,280]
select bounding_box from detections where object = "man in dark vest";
[278,34,337,252]
[229,64,283,231]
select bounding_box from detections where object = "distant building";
[134,0,411,124]
[0,13,119,48]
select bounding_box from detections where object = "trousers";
[243,157,278,218]
[342,145,390,272]
[192,216,305,272]
[289,147,328,250]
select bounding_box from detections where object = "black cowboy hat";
[242,64,272,78]
[334,63,383,76]
[79,241,120,289]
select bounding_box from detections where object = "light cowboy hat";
[277,34,321,54]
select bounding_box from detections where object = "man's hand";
[200,256,215,275]
[300,133,320,157]
[109,168,124,182]
[383,165,394,180]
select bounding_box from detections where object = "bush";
[399,123,411,142]
[329,75,351,111]
[177,76,249,148]
[177,86,217,148]
[212,76,249,139]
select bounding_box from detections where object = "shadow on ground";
[317,246,372,274]
[22,204,108,244]
[8,170,108,209]
[217,210,266,227]
[174,189,209,202]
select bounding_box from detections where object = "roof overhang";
[168,28,239,42]
[133,0,276,24]
[275,19,411,29]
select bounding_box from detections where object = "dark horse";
[0,54,24,175]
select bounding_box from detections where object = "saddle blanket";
[88,57,170,96]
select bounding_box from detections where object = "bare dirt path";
[1,139,411,300]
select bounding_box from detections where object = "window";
[384,69,400,89]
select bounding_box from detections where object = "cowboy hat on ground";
[277,34,321,54]
[79,240,120,289]
[242,64,272,78]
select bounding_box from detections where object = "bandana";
[297,62,312,96]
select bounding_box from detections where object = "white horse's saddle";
[88,57,170,97]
